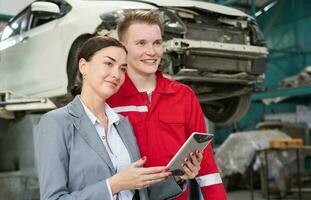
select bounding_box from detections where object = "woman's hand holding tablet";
[167,132,214,176]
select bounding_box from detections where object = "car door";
[19,2,66,97]
[0,7,31,93]
[0,1,66,97]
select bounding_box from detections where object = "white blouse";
[79,97,133,200]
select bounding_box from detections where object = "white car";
[0,0,268,125]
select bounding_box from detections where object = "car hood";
[140,0,250,17]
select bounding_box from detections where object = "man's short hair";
[117,10,163,42]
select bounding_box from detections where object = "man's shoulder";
[161,76,195,95]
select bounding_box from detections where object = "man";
[107,10,227,200]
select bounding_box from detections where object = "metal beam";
[220,0,242,5]
[252,85,311,101]
[206,0,241,5]
[251,0,256,17]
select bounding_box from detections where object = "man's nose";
[145,44,156,56]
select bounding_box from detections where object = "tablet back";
[167,132,213,176]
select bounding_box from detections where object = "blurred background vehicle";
[0,0,268,125]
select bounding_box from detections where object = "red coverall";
[107,71,227,200]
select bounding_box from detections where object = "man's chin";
[141,67,158,75]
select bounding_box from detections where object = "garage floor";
[228,189,311,200]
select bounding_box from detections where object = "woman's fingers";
[181,163,195,179]
[178,150,204,180]
[115,161,173,191]
[181,158,197,179]
[144,177,166,186]
[134,169,170,189]
[131,165,171,188]
[195,149,203,162]
[133,156,147,167]
[140,166,169,175]
[190,151,200,166]
[184,157,197,172]
[140,169,172,181]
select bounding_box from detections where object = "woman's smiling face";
[79,46,127,99]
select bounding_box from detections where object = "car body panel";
[140,0,250,17]
[0,0,268,124]
[0,0,157,97]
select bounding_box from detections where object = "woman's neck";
[80,88,106,118]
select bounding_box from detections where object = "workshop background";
[0,0,311,199]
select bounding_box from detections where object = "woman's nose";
[111,67,120,79]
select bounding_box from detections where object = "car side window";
[29,0,71,30]
[29,1,63,29]
[30,13,57,29]
[1,8,31,41]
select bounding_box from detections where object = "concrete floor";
[228,190,262,200]
[228,190,311,200]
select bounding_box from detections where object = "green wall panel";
[256,0,311,87]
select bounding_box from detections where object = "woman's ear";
[78,58,87,76]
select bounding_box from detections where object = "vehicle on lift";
[0,0,268,125]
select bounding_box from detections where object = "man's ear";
[120,35,128,46]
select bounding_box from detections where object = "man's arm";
[185,89,227,200]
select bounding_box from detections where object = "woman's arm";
[36,113,113,200]
[108,157,171,194]
[148,150,204,200]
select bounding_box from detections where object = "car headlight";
[99,10,124,30]
[160,9,187,35]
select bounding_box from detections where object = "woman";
[36,36,202,200]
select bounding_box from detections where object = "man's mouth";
[141,59,157,64]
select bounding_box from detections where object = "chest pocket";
[158,112,185,124]
[158,111,186,158]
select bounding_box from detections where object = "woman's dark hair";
[71,36,127,96]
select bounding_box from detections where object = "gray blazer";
[36,96,183,200]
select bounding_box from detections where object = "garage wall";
[257,0,311,88]
[215,0,311,144]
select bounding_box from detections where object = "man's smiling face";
[123,23,163,77]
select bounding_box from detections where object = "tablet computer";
[167,132,213,176]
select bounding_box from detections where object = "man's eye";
[137,41,145,46]
[155,41,162,46]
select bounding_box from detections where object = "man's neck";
[127,69,157,93]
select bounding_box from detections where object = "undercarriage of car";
[96,6,268,125]
[160,7,268,125]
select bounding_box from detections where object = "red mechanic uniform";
[107,71,227,200]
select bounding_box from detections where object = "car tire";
[67,35,92,92]
[201,94,251,126]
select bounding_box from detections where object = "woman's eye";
[103,62,113,67]
[120,67,127,72]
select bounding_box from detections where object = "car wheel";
[67,35,92,92]
[201,94,251,126]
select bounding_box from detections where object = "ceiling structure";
[204,0,277,17]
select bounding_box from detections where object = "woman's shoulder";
[40,105,71,125]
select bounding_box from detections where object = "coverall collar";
[122,70,178,97]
